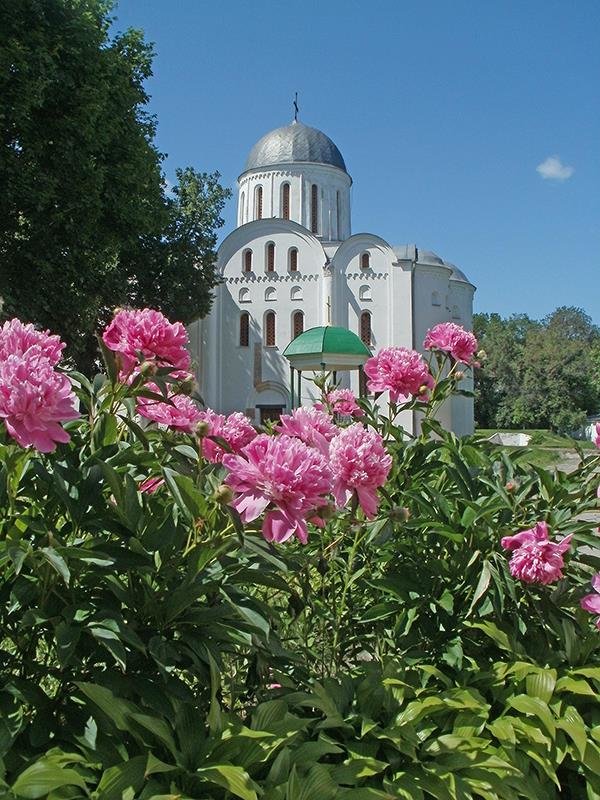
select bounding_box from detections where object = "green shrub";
[1,316,599,798]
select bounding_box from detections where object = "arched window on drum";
[254,185,263,220]
[311,184,318,234]
[281,182,290,219]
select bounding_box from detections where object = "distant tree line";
[0,0,231,372]
[474,307,600,432]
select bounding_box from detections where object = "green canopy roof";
[283,326,371,371]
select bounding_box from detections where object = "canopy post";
[289,365,295,409]
[297,370,302,407]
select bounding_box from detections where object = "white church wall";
[449,279,476,435]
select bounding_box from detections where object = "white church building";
[188,117,476,435]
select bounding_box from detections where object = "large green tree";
[475,306,600,431]
[0,0,230,370]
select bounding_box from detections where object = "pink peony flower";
[364,346,434,403]
[315,389,363,418]
[223,433,332,544]
[329,423,392,517]
[592,422,600,448]
[0,351,79,452]
[277,406,339,455]
[137,384,202,433]
[423,322,478,365]
[0,318,65,365]
[501,522,573,585]
[500,521,549,551]
[196,408,257,463]
[102,308,191,379]
[580,574,600,629]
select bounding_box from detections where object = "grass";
[475,428,595,450]
[474,428,597,470]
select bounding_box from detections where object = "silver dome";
[446,263,471,283]
[417,248,445,266]
[243,121,347,173]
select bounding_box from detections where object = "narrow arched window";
[361,252,370,269]
[239,287,250,303]
[243,249,253,272]
[282,183,290,219]
[289,247,298,272]
[336,190,341,238]
[239,312,249,347]
[239,191,245,225]
[254,185,263,220]
[265,311,276,347]
[360,311,371,346]
[266,242,275,272]
[311,184,318,234]
[431,291,441,306]
[265,287,277,302]
[292,310,304,339]
[290,286,303,301]
[452,305,461,320]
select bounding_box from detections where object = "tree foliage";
[0,0,230,370]
[475,307,600,431]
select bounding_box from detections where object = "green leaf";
[88,627,127,670]
[525,669,556,704]
[557,706,587,759]
[75,682,134,730]
[162,468,205,520]
[196,764,259,800]
[95,755,147,800]
[555,675,597,696]
[12,758,87,798]
[39,547,70,586]
[466,560,491,616]
[506,695,556,738]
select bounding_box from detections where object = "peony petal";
[232,491,270,522]
[262,509,296,543]
[581,594,600,614]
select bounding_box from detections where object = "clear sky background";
[112,0,600,323]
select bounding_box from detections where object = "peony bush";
[0,309,599,798]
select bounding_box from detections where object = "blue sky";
[112,1,600,323]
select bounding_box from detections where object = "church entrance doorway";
[258,405,284,424]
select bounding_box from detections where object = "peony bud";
[390,505,410,522]
[505,480,518,493]
[139,360,158,377]
[213,484,234,504]
[315,503,336,521]
[195,420,211,437]
[178,376,195,396]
